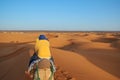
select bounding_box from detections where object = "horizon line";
[0,30,120,32]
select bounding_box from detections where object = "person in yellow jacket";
[35,36,51,58]
[28,35,55,73]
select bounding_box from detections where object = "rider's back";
[35,39,51,58]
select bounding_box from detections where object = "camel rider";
[28,34,56,73]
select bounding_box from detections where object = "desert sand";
[0,31,120,80]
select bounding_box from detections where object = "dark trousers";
[29,53,39,66]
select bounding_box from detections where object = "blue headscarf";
[39,35,48,40]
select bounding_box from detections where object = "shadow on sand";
[0,42,34,80]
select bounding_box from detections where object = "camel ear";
[25,71,29,75]
[25,71,32,77]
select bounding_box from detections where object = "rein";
[36,63,40,80]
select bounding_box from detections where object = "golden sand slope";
[0,32,120,80]
[51,48,119,80]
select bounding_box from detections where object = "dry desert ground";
[0,31,120,80]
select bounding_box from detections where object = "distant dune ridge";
[0,32,120,80]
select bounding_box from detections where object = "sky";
[0,0,120,31]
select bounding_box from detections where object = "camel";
[32,59,54,80]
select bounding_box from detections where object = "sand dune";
[111,40,120,49]
[0,32,120,80]
[51,48,119,80]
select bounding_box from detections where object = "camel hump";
[38,59,51,69]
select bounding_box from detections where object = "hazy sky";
[0,0,120,31]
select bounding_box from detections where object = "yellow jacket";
[35,38,51,58]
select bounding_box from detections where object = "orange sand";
[0,32,120,80]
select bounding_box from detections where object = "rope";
[49,64,54,80]
[36,63,40,80]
